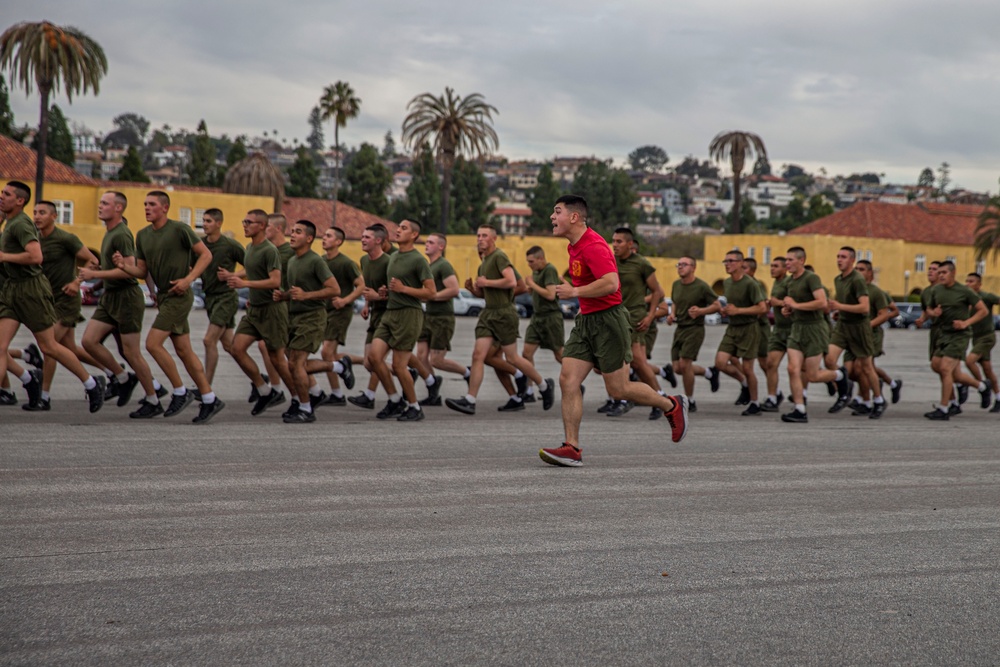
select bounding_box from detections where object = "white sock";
[309,385,322,397]
[19,371,31,384]
[525,387,535,396]
[153,379,162,391]
[538,380,548,392]
[890,380,899,388]
[145,395,159,404]
[835,370,844,381]
[299,402,312,413]
[703,368,713,379]
[511,395,523,403]
[514,370,524,379]
[333,361,345,374]
[41,390,50,401]
[256,383,268,394]
[83,376,97,390]
[409,402,420,409]
[173,387,186,396]
[767,394,777,402]
[795,403,806,413]
[425,375,436,387]
[463,368,471,379]
[201,392,216,404]
[741,380,748,387]
[979,382,988,392]
[116,372,129,383]
[331,389,344,398]
[939,404,949,413]
[389,393,401,403]
[465,394,477,404]
[363,389,375,400]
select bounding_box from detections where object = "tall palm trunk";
[330,126,339,225]
[34,85,51,202]
[731,172,741,234]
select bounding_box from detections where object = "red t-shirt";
[567,227,622,315]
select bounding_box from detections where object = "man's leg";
[170,333,213,396]
[203,323,227,384]
[559,356,592,446]
[321,339,341,392]
[287,349,311,405]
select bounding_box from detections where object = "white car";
[453,289,486,316]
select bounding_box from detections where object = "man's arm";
[0,240,42,265]
[954,300,988,331]
[785,288,828,312]
[637,273,665,331]
[170,241,212,294]
[556,271,619,299]
[332,275,365,310]
[475,265,517,290]
[288,275,340,302]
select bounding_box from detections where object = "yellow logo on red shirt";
[571,260,582,277]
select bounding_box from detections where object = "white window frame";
[194,208,206,232]
[747,246,755,259]
[53,200,74,225]
[763,247,771,264]
[178,207,192,228]
[915,255,926,272]
[976,260,986,276]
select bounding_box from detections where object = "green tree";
[527,164,562,232]
[449,157,493,234]
[382,130,396,160]
[393,144,441,228]
[709,130,767,234]
[918,167,935,188]
[628,145,669,172]
[0,21,107,201]
[571,160,639,235]
[116,145,149,183]
[781,194,809,229]
[752,155,772,176]
[306,105,324,152]
[318,80,361,223]
[226,136,248,166]
[650,233,705,260]
[339,143,390,216]
[187,120,217,186]
[974,195,1000,262]
[402,87,499,234]
[104,112,149,147]
[32,104,73,166]
[806,194,834,221]
[0,74,18,138]
[286,145,320,198]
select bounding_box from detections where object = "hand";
[829,299,841,310]
[464,278,474,290]
[637,315,653,332]
[720,303,735,316]
[783,296,796,309]
[953,320,968,331]
[272,289,284,302]
[63,279,81,297]
[389,277,405,293]
[111,251,125,269]
[288,286,305,301]
[377,286,388,299]
[78,266,97,280]
[782,306,792,316]
[217,267,232,281]
[555,283,575,299]
[227,275,246,289]
[474,275,488,288]
[525,275,536,289]
[667,314,676,325]
[169,276,191,295]
[361,304,369,320]
[331,297,348,309]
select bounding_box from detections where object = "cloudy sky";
[7,1,1000,192]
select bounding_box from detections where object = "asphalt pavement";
[2,311,999,665]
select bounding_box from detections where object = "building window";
[763,247,771,264]
[747,246,755,258]
[178,207,192,227]
[915,255,926,272]
[945,255,956,265]
[52,200,74,225]
[976,260,986,275]
[194,208,206,232]
[864,250,872,261]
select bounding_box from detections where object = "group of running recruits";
[3,182,995,454]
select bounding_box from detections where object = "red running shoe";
[539,443,582,467]
[665,395,689,443]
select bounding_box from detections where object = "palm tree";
[402,87,499,233]
[0,21,107,201]
[222,152,285,213]
[318,81,361,223]
[708,130,767,234]
[973,195,1000,263]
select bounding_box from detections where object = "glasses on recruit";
[722,259,740,264]
[676,262,692,268]
[242,219,261,225]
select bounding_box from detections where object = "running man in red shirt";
[539,195,689,467]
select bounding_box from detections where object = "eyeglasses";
[722,259,740,264]
[242,219,261,225]
[676,262,692,268]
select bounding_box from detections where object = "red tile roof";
[789,201,986,245]
[0,135,99,186]
[281,197,397,240]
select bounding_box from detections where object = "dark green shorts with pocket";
[475,305,520,347]
[152,291,193,335]
[205,291,239,329]
[933,331,970,360]
[768,325,791,353]
[374,307,423,351]
[92,287,145,335]
[525,311,565,351]
[419,313,455,351]
[788,321,830,358]
[718,322,761,360]
[833,320,875,361]
[324,307,353,344]
[564,304,633,374]
[671,325,706,362]
[971,333,995,361]
[288,308,327,353]
[236,302,289,351]
[0,276,56,333]
[53,290,85,328]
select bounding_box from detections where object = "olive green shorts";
[645,323,658,358]
[365,308,385,345]
[525,311,565,351]
[872,326,885,357]
[419,313,456,351]
[92,287,145,335]
[788,321,830,358]
[671,325,706,362]
[564,304,633,374]
[288,308,327,353]
[933,332,970,360]
[718,322,761,360]
[970,333,996,361]
[475,306,520,347]
[757,321,770,358]
[374,307,423,351]
[205,291,239,329]
[236,302,289,351]
[832,320,875,361]
[627,306,651,347]
[0,276,56,333]
[768,325,791,353]
[152,291,193,335]
[324,307,354,343]
[53,290,85,328]
[929,328,940,361]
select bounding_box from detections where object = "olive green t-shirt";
[479,248,514,310]
[361,252,391,315]
[276,242,294,290]
[786,270,826,324]
[771,275,792,328]
[531,263,562,316]
[834,270,870,324]
[616,253,655,310]
[971,291,1000,337]
[1,212,41,281]
[929,282,981,334]
[201,235,245,295]
[670,277,717,328]
[135,220,202,297]
[287,249,334,314]
[386,248,432,310]
[426,256,456,316]
[324,252,361,313]
[868,283,890,323]
[723,274,767,326]
[40,226,84,291]
[244,239,281,308]
[100,222,139,292]
[921,285,940,329]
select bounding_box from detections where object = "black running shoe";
[252,388,286,416]
[22,397,51,411]
[247,374,270,403]
[829,394,852,414]
[541,377,556,410]
[781,409,808,423]
[163,390,194,417]
[155,384,169,399]
[891,380,902,404]
[735,386,751,406]
[621,400,635,414]
[835,367,851,400]
[322,393,347,406]
[397,405,425,422]
[605,401,627,417]
[23,342,43,369]
[0,389,17,405]
[283,400,300,419]
[850,403,871,416]
[958,384,969,405]
[990,400,1000,413]
[761,397,781,412]
[948,403,962,416]
[408,367,418,382]
[419,395,442,407]
[444,396,476,415]
[597,399,615,413]
[826,381,837,396]
[376,399,405,420]
[192,398,226,424]
[104,375,120,401]
[310,391,327,409]
[869,402,886,419]
[283,408,316,424]
[24,369,42,406]
[649,406,663,420]
[661,363,678,388]
[515,373,528,397]
[464,367,471,386]
[497,397,525,412]
[707,367,720,393]
[129,399,164,419]
[846,398,861,413]
[775,390,784,407]
[86,376,106,413]
[338,357,355,390]
[925,408,949,420]
[348,393,375,409]
[521,392,536,403]
[980,385,992,409]
[628,368,638,383]
[741,402,762,416]
[116,372,140,407]
[689,399,697,413]
[426,374,442,404]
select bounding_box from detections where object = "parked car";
[891,302,929,329]
[453,289,486,316]
[237,287,250,310]
[559,297,580,319]
[80,279,103,306]
[704,296,729,326]
[139,284,156,308]
[515,292,534,318]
